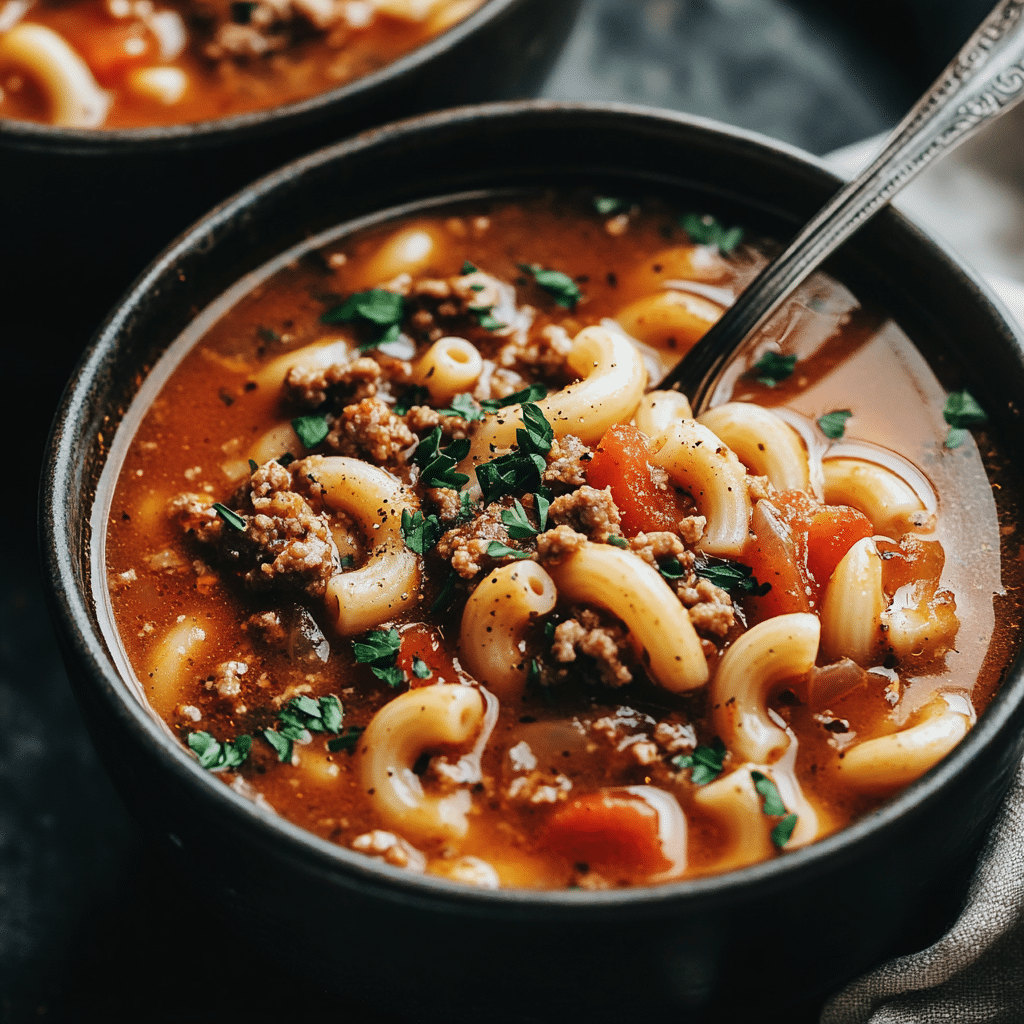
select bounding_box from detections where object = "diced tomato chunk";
[743,498,811,620]
[543,791,671,875]
[586,423,690,536]
[396,622,459,688]
[805,506,874,584]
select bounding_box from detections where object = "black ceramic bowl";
[41,101,1024,1020]
[0,0,580,368]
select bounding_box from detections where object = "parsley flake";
[479,383,548,412]
[680,213,745,254]
[277,452,295,467]
[401,509,443,554]
[437,392,485,421]
[393,385,430,416]
[486,540,531,561]
[430,569,459,614]
[749,352,797,388]
[658,557,687,580]
[470,305,506,332]
[262,728,293,763]
[593,196,630,216]
[411,428,470,489]
[188,731,251,771]
[943,390,987,449]
[772,812,799,848]
[750,770,787,816]
[461,261,478,275]
[607,535,628,549]
[327,727,364,753]
[477,450,546,505]
[353,628,404,688]
[412,656,432,679]
[695,561,770,596]
[535,492,550,532]
[817,409,853,439]
[518,402,554,455]
[519,263,582,309]
[248,459,259,473]
[672,739,725,785]
[212,503,245,531]
[502,498,538,539]
[292,414,330,450]
[321,288,405,350]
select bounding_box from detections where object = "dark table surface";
[0,1,993,1019]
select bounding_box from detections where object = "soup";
[101,194,1022,889]
[0,0,481,127]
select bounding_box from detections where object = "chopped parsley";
[486,540,531,560]
[353,627,404,688]
[437,392,485,421]
[338,554,355,569]
[695,561,770,596]
[264,694,344,762]
[817,409,853,439]
[410,428,470,489]
[212,503,245,531]
[607,535,628,549]
[248,459,259,473]
[461,261,478,275]
[401,509,443,554]
[292,413,330,450]
[750,770,787,816]
[188,731,251,771]
[658,557,687,580]
[277,452,295,467]
[327,727,364,753]
[519,263,582,309]
[593,196,630,216]
[412,656,432,679]
[477,450,545,505]
[679,212,744,255]
[479,383,548,412]
[749,352,797,388]
[393,385,430,416]
[672,739,726,785]
[771,813,799,848]
[470,305,506,332]
[501,495,548,538]
[942,389,987,449]
[429,568,459,614]
[476,402,554,505]
[320,288,404,350]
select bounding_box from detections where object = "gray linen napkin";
[819,108,1024,1024]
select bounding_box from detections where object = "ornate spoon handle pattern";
[659,0,1024,410]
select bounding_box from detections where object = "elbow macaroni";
[360,684,486,840]
[698,402,810,493]
[306,456,420,634]
[711,613,820,764]
[459,562,557,699]
[544,543,708,693]
[649,419,751,556]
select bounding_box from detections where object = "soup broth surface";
[101,194,1023,889]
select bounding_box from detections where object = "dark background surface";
[1,0,995,1020]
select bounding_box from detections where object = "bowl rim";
[0,0,527,153]
[41,98,1024,917]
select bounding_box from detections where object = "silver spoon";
[657,0,1024,411]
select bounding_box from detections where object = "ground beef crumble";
[436,498,525,578]
[551,609,634,688]
[325,396,416,465]
[169,460,339,596]
[543,434,593,489]
[283,355,382,408]
[547,486,621,542]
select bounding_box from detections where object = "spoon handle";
[661,0,1024,411]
